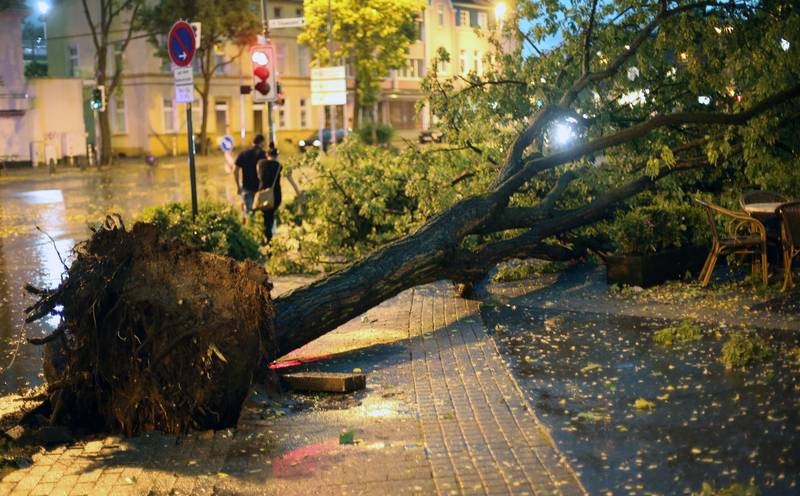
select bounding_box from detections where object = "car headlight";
[313,139,321,147]
[299,140,306,146]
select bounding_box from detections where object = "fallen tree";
[272,0,800,352]
[24,0,800,433]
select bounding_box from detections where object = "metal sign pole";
[328,0,335,145]
[186,102,198,220]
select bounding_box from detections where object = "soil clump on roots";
[25,218,276,435]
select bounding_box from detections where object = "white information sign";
[173,66,194,103]
[310,65,346,106]
[268,17,305,29]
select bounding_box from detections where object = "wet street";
[0,158,238,394]
[484,284,800,495]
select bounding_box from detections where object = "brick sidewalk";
[1,284,583,495]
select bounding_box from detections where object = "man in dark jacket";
[234,134,266,214]
[256,148,282,244]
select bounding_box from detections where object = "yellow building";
[47,0,502,157]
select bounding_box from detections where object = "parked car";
[418,130,445,144]
[298,128,347,152]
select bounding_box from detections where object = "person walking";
[233,134,266,214]
[256,148,282,244]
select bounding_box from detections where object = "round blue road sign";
[219,135,234,152]
[168,20,196,67]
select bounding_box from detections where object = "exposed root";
[25,221,276,435]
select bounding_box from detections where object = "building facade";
[1,3,86,166]
[46,0,503,157]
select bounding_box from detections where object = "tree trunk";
[97,109,111,165]
[352,88,360,129]
[273,194,498,353]
[200,75,211,156]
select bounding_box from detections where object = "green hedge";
[139,200,262,261]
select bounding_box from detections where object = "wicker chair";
[777,201,800,291]
[695,199,768,287]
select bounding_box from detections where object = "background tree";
[81,0,143,165]
[22,20,47,78]
[140,0,260,155]
[299,0,425,128]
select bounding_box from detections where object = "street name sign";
[268,17,305,29]
[311,65,346,106]
[173,66,194,103]
[168,20,196,67]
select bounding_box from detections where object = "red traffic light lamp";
[250,44,276,103]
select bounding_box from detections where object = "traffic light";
[90,85,106,111]
[250,44,276,103]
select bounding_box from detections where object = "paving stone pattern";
[409,286,583,496]
[1,284,583,495]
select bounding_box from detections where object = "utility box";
[61,131,86,158]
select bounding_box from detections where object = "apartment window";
[295,8,302,16]
[438,4,444,25]
[459,50,468,75]
[273,7,281,18]
[399,59,424,79]
[276,43,286,75]
[299,98,308,128]
[113,41,124,73]
[437,58,449,76]
[298,45,310,77]
[191,103,201,131]
[215,100,229,136]
[458,9,469,27]
[278,99,288,128]
[214,53,226,75]
[477,12,488,29]
[473,50,481,73]
[113,95,127,134]
[68,45,79,77]
[163,97,175,132]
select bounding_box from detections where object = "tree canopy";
[299,0,425,126]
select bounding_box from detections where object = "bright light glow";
[312,139,321,147]
[714,26,722,34]
[780,38,790,51]
[37,0,50,14]
[551,122,574,147]
[495,2,507,21]
[251,51,268,65]
[698,95,711,105]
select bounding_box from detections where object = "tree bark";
[352,74,361,129]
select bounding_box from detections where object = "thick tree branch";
[582,0,600,77]
[81,0,101,51]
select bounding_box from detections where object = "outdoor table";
[743,202,785,266]
[743,202,783,215]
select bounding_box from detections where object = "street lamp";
[37,1,51,41]
[495,2,507,29]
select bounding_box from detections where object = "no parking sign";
[168,21,196,67]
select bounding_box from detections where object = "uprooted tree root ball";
[25,217,276,436]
